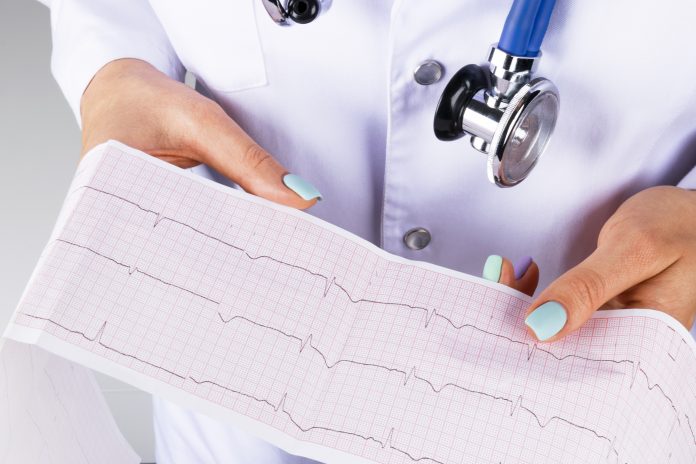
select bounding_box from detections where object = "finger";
[514,259,539,297]
[513,256,533,280]
[498,257,516,287]
[482,255,539,297]
[524,238,678,343]
[482,255,505,283]
[192,102,322,209]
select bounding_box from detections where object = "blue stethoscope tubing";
[498,0,556,57]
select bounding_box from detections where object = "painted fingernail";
[482,255,503,283]
[525,301,568,341]
[282,173,322,201]
[513,256,533,280]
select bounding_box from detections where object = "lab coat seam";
[250,0,269,87]
[380,0,406,251]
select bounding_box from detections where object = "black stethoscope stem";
[433,65,490,142]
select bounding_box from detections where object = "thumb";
[524,241,670,342]
[193,103,321,209]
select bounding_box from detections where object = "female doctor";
[43,0,696,462]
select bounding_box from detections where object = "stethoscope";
[261,0,559,188]
[260,0,324,24]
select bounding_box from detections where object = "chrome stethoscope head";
[434,45,559,188]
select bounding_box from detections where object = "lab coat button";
[413,60,443,85]
[403,228,431,250]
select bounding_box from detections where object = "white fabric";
[678,165,696,190]
[153,396,318,464]
[44,0,696,462]
[47,0,185,123]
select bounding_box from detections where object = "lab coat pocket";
[149,0,268,93]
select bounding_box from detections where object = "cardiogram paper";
[4,140,696,464]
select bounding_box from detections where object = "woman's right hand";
[80,58,321,208]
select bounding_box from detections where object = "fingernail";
[513,256,533,280]
[525,301,568,341]
[482,255,503,282]
[282,173,322,201]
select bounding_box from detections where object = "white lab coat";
[44,0,696,462]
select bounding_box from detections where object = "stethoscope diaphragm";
[487,77,558,187]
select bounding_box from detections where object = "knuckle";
[176,96,225,151]
[567,268,607,308]
[627,227,667,265]
[185,95,222,126]
[600,216,671,268]
[599,212,639,244]
[242,143,272,170]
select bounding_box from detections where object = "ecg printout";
[5,140,696,464]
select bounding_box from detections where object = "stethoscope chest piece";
[434,45,559,187]
[261,0,324,25]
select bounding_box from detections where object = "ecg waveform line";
[686,415,696,447]
[70,188,677,362]
[215,313,624,456]
[23,180,693,463]
[51,231,682,438]
[59,186,685,417]
[20,313,444,464]
[22,309,629,464]
[30,236,693,463]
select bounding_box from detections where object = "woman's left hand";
[522,186,696,342]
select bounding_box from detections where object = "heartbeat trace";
[21,313,443,464]
[215,312,624,457]
[30,184,695,463]
[23,310,633,464]
[30,247,680,464]
[63,187,685,411]
[68,187,685,370]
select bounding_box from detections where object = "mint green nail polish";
[283,174,322,201]
[482,255,503,282]
[525,301,568,341]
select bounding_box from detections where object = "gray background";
[0,0,156,461]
